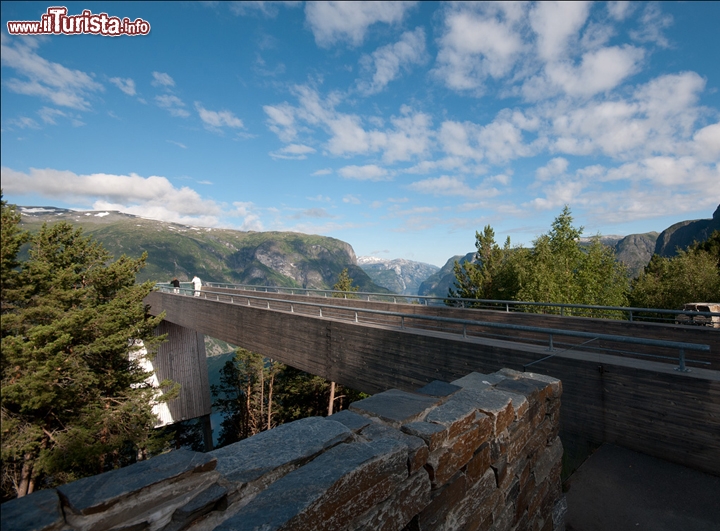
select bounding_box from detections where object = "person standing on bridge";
[171,278,180,294]
[192,275,202,297]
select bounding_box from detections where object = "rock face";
[417,253,473,298]
[357,257,439,296]
[613,232,659,277]
[654,204,720,258]
[2,369,565,531]
[17,207,385,292]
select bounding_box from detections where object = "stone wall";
[1,369,565,531]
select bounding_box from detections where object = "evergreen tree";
[1,202,166,500]
[449,226,524,305]
[211,348,282,446]
[333,268,359,298]
[450,206,628,316]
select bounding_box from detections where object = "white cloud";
[109,77,136,96]
[1,34,103,110]
[2,166,264,230]
[195,102,244,130]
[358,27,426,94]
[270,144,316,160]
[607,2,634,21]
[536,157,569,181]
[543,45,644,97]
[37,107,67,125]
[155,94,189,118]
[151,71,175,87]
[228,1,300,17]
[408,175,500,199]
[434,3,526,92]
[630,3,673,48]
[305,1,416,47]
[692,123,720,161]
[338,165,391,181]
[292,207,333,219]
[8,116,39,129]
[529,1,591,63]
[263,103,298,142]
[312,168,333,176]
[343,194,361,204]
[438,118,533,164]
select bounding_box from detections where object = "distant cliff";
[358,257,439,296]
[18,207,386,292]
[654,204,720,258]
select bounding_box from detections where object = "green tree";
[449,226,524,305]
[629,244,720,312]
[211,348,282,447]
[517,206,628,315]
[333,268,359,298]
[1,205,166,500]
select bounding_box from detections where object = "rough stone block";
[166,482,227,530]
[493,499,516,531]
[401,421,447,452]
[216,438,407,531]
[424,391,480,440]
[416,380,462,397]
[520,373,562,400]
[0,488,66,531]
[350,389,441,428]
[416,470,467,531]
[328,409,372,432]
[491,456,513,492]
[465,442,491,484]
[348,469,431,531]
[360,421,429,474]
[209,417,352,492]
[551,496,567,531]
[446,468,498,530]
[426,422,486,488]
[58,449,216,517]
[468,388,515,436]
[451,372,505,391]
[532,437,563,485]
[495,378,547,403]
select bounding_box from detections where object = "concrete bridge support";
[152,321,213,450]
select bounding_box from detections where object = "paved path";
[564,444,720,531]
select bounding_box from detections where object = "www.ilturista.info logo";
[7,6,150,36]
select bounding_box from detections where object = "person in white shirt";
[192,275,202,297]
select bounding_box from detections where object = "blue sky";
[2,1,719,266]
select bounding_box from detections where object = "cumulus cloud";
[338,165,392,181]
[151,71,175,87]
[434,3,526,92]
[358,27,426,94]
[155,94,189,118]
[195,102,244,131]
[1,167,264,230]
[408,175,500,199]
[305,1,416,47]
[529,1,591,63]
[1,33,103,110]
[269,144,316,160]
[228,1,300,18]
[109,77,136,96]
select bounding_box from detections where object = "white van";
[675,303,720,328]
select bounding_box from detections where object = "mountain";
[17,207,388,292]
[357,257,439,296]
[654,204,720,258]
[614,232,659,277]
[417,253,474,298]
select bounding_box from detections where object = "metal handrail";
[155,285,711,372]
[193,281,720,323]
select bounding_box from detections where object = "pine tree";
[332,268,359,298]
[1,201,166,500]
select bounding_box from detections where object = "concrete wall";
[1,370,565,531]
